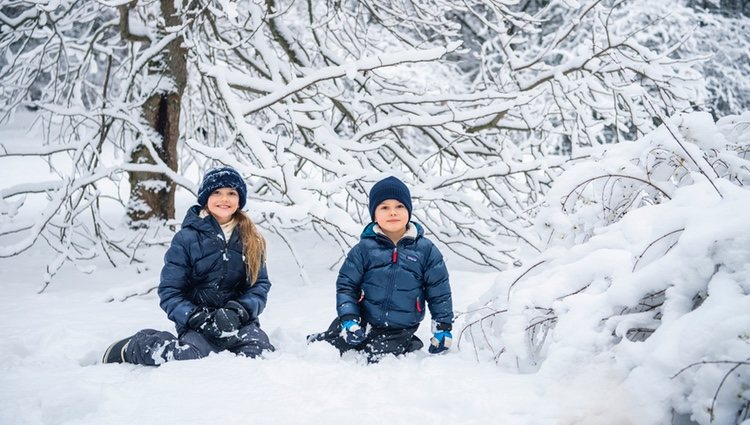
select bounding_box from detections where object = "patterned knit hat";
[197,166,248,209]
[368,176,412,222]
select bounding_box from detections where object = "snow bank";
[464,111,750,425]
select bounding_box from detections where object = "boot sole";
[102,337,130,364]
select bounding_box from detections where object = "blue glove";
[429,330,452,354]
[340,319,366,346]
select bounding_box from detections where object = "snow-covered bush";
[461,111,750,424]
[0,0,718,285]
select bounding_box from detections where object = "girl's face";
[374,199,409,241]
[207,187,240,224]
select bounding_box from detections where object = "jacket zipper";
[381,244,398,324]
[219,230,229,281]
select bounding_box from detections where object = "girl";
[103,166,275,365]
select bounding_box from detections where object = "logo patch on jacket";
[406,255,418,262]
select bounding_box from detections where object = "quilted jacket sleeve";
[158,231,199,328]
[335,243,365,320]
[423,241,454,326]
[237,263,271,320]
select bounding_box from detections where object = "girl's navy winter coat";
[158,205,271,334]
[336,222,453,329]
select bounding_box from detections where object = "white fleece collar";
[373,222,417,242]
[200,209,236,241]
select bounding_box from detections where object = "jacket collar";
[181,205,222,235]
[361,221,423,243]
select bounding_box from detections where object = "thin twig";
[632,228,685,272]
[506,260,546,301]
[671,359,750,379]
[643,97,723,198]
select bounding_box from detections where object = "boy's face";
[374,199,409,236]
[207,187,239,224]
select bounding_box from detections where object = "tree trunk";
[126,92,181,222]
[126,0,188,224]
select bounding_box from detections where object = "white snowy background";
[3,0,750,423]
[2,110,750,425]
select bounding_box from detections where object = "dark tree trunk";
[125,0,188,224]
[127,92,181,222]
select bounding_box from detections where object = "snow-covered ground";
[0,228,626,425]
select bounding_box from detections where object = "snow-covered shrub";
[461,111,750,424]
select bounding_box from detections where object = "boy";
[309,176,454,362]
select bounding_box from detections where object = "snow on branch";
[462,111,750,424]
[1,0,742,288]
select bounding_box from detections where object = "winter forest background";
[2,0,750,424]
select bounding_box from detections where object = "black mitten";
[223,300,251,325]
[213,307,241,334]
[188,307,223,339]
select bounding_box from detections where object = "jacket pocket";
[415,295,426,322]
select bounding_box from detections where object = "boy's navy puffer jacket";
[158,205,271,334]
[336,222,453,330]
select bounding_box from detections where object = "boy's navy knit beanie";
[197,166,248,209]
[368,176,412,222]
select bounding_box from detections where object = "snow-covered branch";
[2,0,741,285]
[462,111,750,424]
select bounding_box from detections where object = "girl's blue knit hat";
[368,176,412,222]
[197,166,247,209]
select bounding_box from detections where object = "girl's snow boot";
[102,336,132,364]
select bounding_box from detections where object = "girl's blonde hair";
[234,210,266,285]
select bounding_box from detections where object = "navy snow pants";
[125,321,274,366]
[309,318,423,362]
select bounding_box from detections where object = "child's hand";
[222,300,251,325]
[213,307,242,333]
[340,319,366,346]
[187,307,223,339]
[428,331,452,354]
